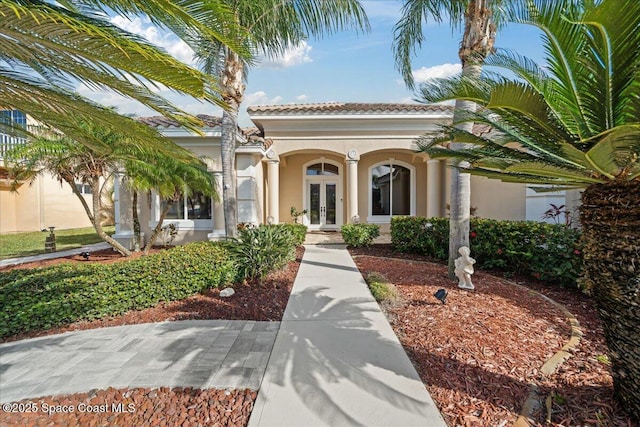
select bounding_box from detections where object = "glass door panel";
[309,183,320,224]
[325,183,336,225]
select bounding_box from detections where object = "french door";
[306,179,339,230]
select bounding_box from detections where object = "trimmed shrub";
[225,224,297,281]
[277,223,307,246]
[391,216,582,286]
[341,223,380,247]
[0,242,236,338]
[390,216,449,257]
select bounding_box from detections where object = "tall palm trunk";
[448,0,495,278]
[132,190,141,251]
[580,180,640,418]
[144,201,172,255]
[220,50,245,238]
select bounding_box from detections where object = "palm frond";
[2,71,196,159]
[392,0,466,89]
[506,162,603,184]
[56,0,252,59]
[584,125,640,178]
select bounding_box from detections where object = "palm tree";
[7,127,134,255]
[192,0,370,237]
[123,153,215,254]
[393,0,499,278]
[6,120,213,257]
[1,0,248,153]
[416,0,640,418]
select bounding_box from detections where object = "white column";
[113,173,122,235]
[267,159,280,224]
[347,158,359,223]
[427,159,442,218]
[112,173,141,249]
[209,171,225,239]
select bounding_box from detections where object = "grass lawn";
[0,226,114,260]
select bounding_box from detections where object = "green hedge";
[341,223,380,247]
[0,242,236,338]
[391,216,582,286]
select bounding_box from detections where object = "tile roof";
[137,115,262,142]
[247,102,453,115]
[137,114,222,129]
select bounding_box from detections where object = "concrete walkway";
[248,244,445,427]
[0,320,279,403]
[0,242,111,268]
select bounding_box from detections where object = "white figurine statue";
[454,246,475,290]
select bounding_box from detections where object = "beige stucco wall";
[470,175,526,220]
[273,148,445,227]
[1,172,92,233]
[277,152,345,224]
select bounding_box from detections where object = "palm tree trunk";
[144,199,172,255]
[448,0,495,278]
[132,190,141,252]
[90,180,131,256]
[65,176,131,257]
[220,50,245,238]
[580,180,640,419]
[221,107,238,238]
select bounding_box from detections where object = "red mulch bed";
[350,244,637,427]
[2,244,637,426]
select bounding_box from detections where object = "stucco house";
[0,104,578,239]
[110,103,579,248]
[0,110,94,233]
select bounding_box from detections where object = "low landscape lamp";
[80,252,90,261]
[434,289,447,304]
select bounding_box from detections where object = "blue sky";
[80,1,546,127]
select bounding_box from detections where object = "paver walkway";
[0,320,279,403]
[248,244,446,427]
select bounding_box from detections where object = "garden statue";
[454,246,475,290]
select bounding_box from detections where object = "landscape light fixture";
[80,252,90,261]
[434,288,447,304]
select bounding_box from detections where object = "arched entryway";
[302,159,343,230]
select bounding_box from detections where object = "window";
[306,162,338,176]
[369,161,414,221]
[75,182,92,195]
[162,192,212,220]
[0,110,26,128]
[1,111,27,158]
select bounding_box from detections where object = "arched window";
[369,160,415,222]
[306,162,339,176]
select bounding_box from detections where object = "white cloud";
[110,16,195,65]
[244,91,283,106]
[296,94,308,101]
[257,41,312,69]
[412,63,461,83]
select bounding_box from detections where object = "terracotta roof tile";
[137,115,265,142]
[137,114,222,128]
[247,102,453,115]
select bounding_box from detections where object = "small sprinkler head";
[434,288,447,304]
